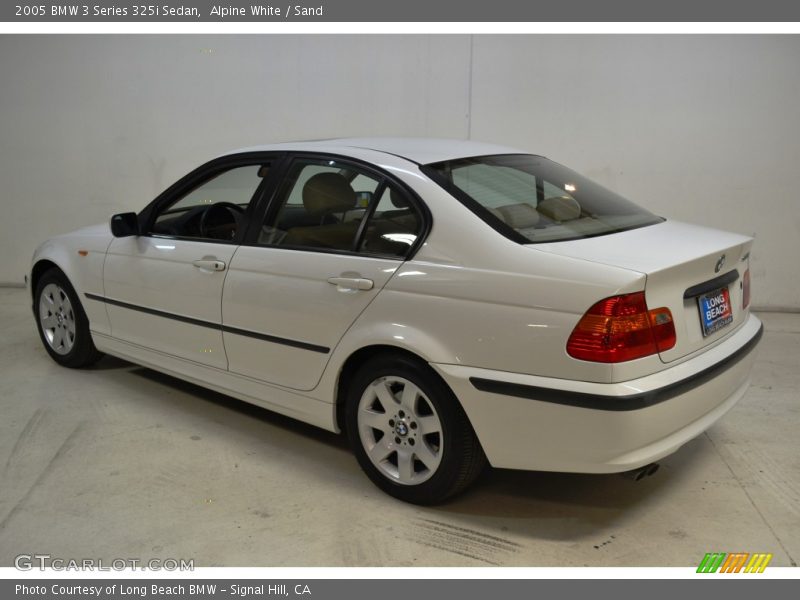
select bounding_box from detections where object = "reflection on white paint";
[623,385,646,394]
[397,270,426,277]
[383,165,427,181]
[381,233,417,245]
[527,323,548,328]
[155,244,175,250]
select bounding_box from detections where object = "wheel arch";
[31,257,104,368]
[333,344,460,435]
[30,259,64,302]
[337,343,487,503]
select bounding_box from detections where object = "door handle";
[192,259,226,272]
[327,277,374,291]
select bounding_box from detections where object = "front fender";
[30,223,114,335]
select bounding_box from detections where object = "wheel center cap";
[395,422,409,437]
[56,313,63,324]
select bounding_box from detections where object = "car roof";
[229,137,527,165]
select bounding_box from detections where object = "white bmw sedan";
[29,138,762,504]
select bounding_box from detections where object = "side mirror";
[110,212,140,237]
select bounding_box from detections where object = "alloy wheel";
[39,283,76,355]
[357,376,444,485]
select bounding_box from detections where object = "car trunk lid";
[532,220,753,363]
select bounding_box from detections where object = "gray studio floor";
[0,287,797,567]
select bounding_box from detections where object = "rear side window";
[257,158,423,259]
[424,155,662,243]
[358,185,422,257]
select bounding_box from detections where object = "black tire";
[34,267,103,368]
[345,354,486,504]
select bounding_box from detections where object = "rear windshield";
[423,154,662,243]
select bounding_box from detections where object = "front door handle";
[192,259,226,272]
[327,277,374,291]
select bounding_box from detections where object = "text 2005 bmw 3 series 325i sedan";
[29,138,762,504]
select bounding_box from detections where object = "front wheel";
[34,268,103,368]
[345,354,486,504]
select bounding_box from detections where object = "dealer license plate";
[698,286,733,337]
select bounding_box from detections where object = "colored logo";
[697,552,772,573]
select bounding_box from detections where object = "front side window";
[424,155,662,243]
[151,163,269,241]
[258,159,423,258]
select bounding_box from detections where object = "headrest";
[495,203,541,229]
[389,188,410,209]
[537,196,581,222]
[302,173,356,216]
[486,207,505,221]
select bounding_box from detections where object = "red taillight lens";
[742,268,751,309]
[566,292,676,363]
[649,307,677,353]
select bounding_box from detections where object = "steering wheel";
[199,202,245,240]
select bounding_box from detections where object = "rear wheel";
[345,354,486,504]
[34,268,103,368]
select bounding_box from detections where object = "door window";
[258,158,423,259]
[150,163,269,242]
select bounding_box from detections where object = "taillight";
[742,268,751,309]
[566,292,676,363]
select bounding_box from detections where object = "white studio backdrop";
[1,35,798,309]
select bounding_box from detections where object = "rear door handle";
[327,277,374,291]
[192,259,226,272]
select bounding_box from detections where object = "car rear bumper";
[432,313,763,473]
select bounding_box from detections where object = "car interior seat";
[282,173,362,249]
[537,195,582,222]
[494,203,541,229]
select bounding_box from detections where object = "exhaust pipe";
[622,462,660,481]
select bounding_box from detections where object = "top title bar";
[5,0,800,22]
